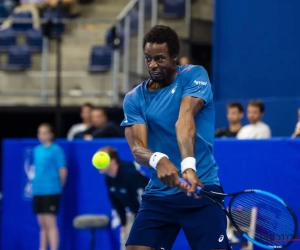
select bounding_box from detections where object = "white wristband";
[181,157,196,173]
[149,152,169,169]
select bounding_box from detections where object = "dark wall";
[0,106,124,139]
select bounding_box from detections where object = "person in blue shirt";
[121,25,230,250]
[32,123,67,250]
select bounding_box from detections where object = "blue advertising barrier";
[2,138,300,250]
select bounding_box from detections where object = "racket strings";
[230,193,296,247]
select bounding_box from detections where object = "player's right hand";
[156,157,180,187]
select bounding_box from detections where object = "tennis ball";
[92,151,111,169]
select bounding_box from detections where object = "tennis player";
[121,25,230,250]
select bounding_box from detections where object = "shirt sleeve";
[182,66,213,105]
[120,92,146,127]
[56,146,66,168]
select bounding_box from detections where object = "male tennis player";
[121,25,230,250]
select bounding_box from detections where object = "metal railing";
[111,0,192,106]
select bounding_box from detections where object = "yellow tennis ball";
[92,151,111,169]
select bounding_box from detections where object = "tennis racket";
[179,178,298,249]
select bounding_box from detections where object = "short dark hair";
[248,100,265,113]
[227,102,244,113]
[93,108,108,118]
[38,123,54,133]
[82,103,94,109]
[143,25,180,57]
[99,146,120,164]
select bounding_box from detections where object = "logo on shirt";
[194,80,207,86]
[171,83,178,93]
[119,188,127,194]
[218,235,224,242]
[123,113,128,123]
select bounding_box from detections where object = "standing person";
[121,25,230,250]
[32,123,67,250]
[97,146,149,249]
[215,102,244,138]
[67,103,94,140]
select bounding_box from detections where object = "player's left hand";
[181,169,204,197]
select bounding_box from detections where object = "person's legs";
[33,196,48,250]
[179,185,231,250]
[126,195,181,250]
[42,194,60,250]
[37,215,48,250]
[44,214,59,250]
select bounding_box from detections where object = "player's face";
[91,110,107,128]
[227,107,243,124]
[80,106,92,122]
[144,42,177,84]
[37,126,53,144]
[247,105,262,124]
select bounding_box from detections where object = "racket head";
[228,189,298,249]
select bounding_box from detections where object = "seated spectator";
[43,0,79,18]
[215,102,244,138]
[237,100,271,139]
[74,108,123,139]
[179,56,191,66]
[67,103,93,140]
[292,108,300,138]
[1,0,44,30]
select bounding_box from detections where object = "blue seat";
[12,12,33,32]
[88,45,112,72]
[162,0,185,18]
[26,29,43,52]
[0,3,8,22]
[105,29,124,50]
[0,28,16,52]
[42,10,65,36]
[3,45,31,70]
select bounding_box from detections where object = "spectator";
[292,108,300,138]
[179,56,191,66]
[74,108,123,139]
[237,100,271,139]
[97,146,149,249]
[44,0,80,18]
[67,103,94,140]
[215,102,244,138]
[1,0,44,30]
[32,123,67,250]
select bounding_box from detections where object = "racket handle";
[179,177,202,195]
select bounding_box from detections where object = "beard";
[148,67,173,84]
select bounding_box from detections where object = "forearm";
[176,116,196,159]
[59,167,67,187]
[132,146,154,168]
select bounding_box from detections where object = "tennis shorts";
[126,185,231,250]
[33,194,60,215]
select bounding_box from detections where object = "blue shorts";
[126,185,231,250]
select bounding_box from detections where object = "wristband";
[181,157,196,173]
[149,152,169,169]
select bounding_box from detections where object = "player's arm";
[125,124,180,187]
[176,97,204,195]
[176,96,204,159]
[124,124,153,167]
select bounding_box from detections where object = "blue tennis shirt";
[121,65,220,196]
[32,143,66,195]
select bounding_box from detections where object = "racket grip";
[179,177,202,195]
